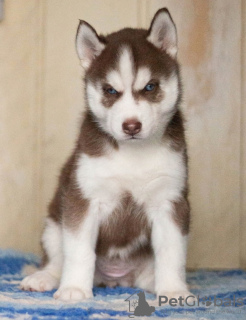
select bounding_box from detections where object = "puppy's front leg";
[150,200,190,298]
[54,203,99,301]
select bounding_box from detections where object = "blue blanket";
[0,249,245,319]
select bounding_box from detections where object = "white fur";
[118,47,134,89]
[74,129,187,295]
[87,47,179,141]
[134,258,155,292]
[133,67,151,91]
[54,203,100,301]
[20,218,62,291]
[87,82,107,121]
[76,142,185,206]
[105,48,134,94]
[106,70,124,92]
[41,218,63,276]
[149,201,188,294]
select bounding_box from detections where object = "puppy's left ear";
[147,8,177,58]
[76,20,105,70]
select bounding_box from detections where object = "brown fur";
[164,110,190,233]
[172,197,190,235]
[165,110,186,152]
[85,28,178,111]
[46,18,189,262]
[48,153,77,223]
[132,83,164,103]
[77,111,118,156]
[101,84,123,108]
[48,111,189,235]
[96,192,151,257]
[48,154,90,228]
[47,111,118,227]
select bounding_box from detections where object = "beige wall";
[0,0,245,269]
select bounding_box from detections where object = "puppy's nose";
[122,119,142,135]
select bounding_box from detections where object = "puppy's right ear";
[76,21,105,70]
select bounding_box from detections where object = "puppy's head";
[76,8,180,142]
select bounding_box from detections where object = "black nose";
[122,119,142,135]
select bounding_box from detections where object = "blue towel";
[0,249,245,319]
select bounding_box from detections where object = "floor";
[0,249,245,319]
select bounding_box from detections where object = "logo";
[125,292,245,317]
[158,295,244,308]
[125,291,155,318]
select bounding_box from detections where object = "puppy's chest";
[76,143,185,205]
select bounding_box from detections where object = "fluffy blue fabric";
[0,249,245,319]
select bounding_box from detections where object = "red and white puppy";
[21,8,190,301]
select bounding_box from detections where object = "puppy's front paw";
[20,270,59,292]
[54,287,93,301]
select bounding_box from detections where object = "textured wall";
[0,0,44,252]
[0,0,244,269]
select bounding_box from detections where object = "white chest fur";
[76,141,186,218]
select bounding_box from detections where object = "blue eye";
[145,83,155,91]
[106,87,118,95]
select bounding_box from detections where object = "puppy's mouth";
[127,135,142,140]
[117,132,145,141]
[117,135,142,142]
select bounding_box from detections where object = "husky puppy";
[21,8,190,301]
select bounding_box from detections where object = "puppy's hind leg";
[20,218,63,292]
[134,257,155,293]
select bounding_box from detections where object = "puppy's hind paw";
[54,287,93,301]
[20,270,59,292]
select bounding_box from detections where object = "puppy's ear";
[76,21,105,70]
[147,8,177,58]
